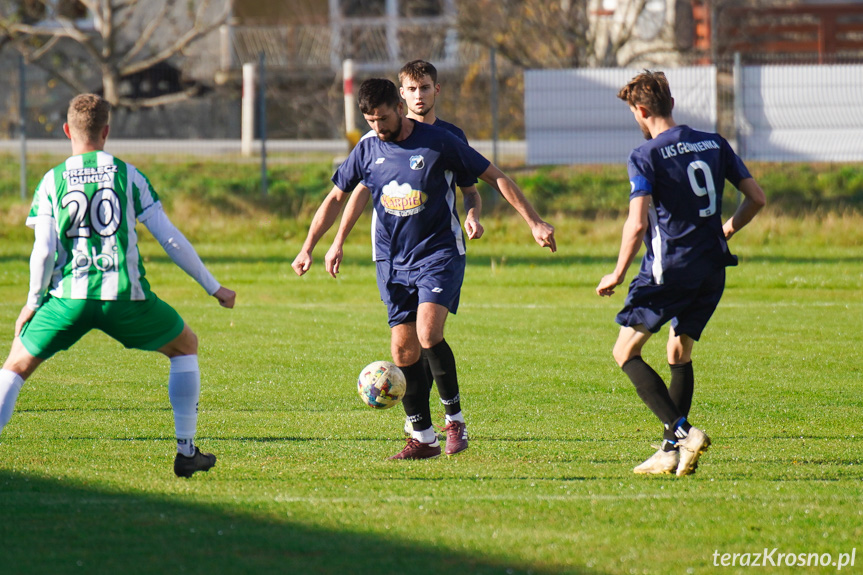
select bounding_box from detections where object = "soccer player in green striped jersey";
[0,94,236,478]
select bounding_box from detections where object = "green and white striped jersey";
[27,151,161,301]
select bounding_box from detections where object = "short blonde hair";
[67,94,111,142]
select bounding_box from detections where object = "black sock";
[422,339,461,416]
[663,416,692,443]
[421,355,435,393]
[400,359,432,432]
[669,362,694,417]
[621,356,682,429]
[661,439,678,452]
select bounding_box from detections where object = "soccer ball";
[357,361,406,409]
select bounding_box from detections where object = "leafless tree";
[457,0,593,69]
[0,0,230,109]
[456,0,657,69]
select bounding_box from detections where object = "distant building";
[591,0,863,67]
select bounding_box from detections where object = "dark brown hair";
[617,70,673,117]
[398,60,438,85]
[357,78,400,114]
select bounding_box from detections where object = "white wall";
[737,64,863,162]
[525,67,716,165]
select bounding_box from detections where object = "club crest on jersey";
[409,155,425,170]
[380,180,427,216]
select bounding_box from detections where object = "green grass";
[0,209,861,575]
[2,155,863,229]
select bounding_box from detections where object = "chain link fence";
[1,48,861,165]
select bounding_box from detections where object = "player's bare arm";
[461,185,483,240]
[325,186,372,278]
[723,178,766,239]
[292,186,350,276]
[478,164,556,252]
[597,195,650,297]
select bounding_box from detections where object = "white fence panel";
[738,64,863,162]
[525,67,716,165]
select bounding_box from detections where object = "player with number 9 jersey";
[626,125,751,286]
[596,70,765,478]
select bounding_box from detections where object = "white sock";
[169,355,200,455]
[445,411,465,424]
[176,438,196,457]
[412,426,438,444]
[0,369,25,433]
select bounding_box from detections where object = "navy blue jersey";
[334,120,490,270]
[627,125,751,285]
[433,118,476,188]
[362,118,476,262]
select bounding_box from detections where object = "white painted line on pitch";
[265,491,828,504]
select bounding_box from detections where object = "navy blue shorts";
[375,260,392,305]
[615,267,725,341]
[382,255,465,327]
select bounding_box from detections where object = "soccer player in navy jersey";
[597,70,765,476]
[333,60,484,443]
[292,60,482,447]
[296,78,555,460]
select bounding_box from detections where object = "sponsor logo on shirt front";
[380,180,426,216]
[71,245,119,276]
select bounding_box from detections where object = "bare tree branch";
[115,85,206,109]
[120,0,172,67]
[28,33,59,60]
[0,0,230,109]
[457,0,593,69]
[119,0,228,76]
[28,56,91,94]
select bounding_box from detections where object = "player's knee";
[3,343,41,380]
[416,329,443,349]
[391,344,419,366]
[667,339,693,364]
[183,329,199,355]
[612,344,631,368]
[163,326,198,357]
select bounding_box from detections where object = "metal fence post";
[490,46,499,167]
[259,51,267,197]
[732,51,743,157]
[241,63,255,157]
[733,52,743,206]
[19,53,27,201]
[489,46,499,208]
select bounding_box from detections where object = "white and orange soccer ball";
[357,361,406,409]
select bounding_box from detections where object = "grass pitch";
[0,216,861,575]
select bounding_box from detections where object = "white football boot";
[633,448,679,475]
[676,426,711,476]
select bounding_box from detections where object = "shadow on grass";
[0,470,601,575]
